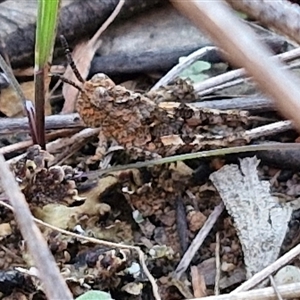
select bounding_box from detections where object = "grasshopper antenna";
[50,74,83,92]
[60,35,85,84]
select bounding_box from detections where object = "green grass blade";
[35,0,61,149]
[35,0,60,68]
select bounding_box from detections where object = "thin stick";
[54,143,300,180]
[51,139,87,166]
[187,282,300,300]
[194,47,300,94]
[89,0,125,46]
[7,128,100,165]
[0,155,73,300]
[0,140,33,155]
[0,200,161,300]
[0,113,84,134]
[199,59,300,97]
[214,232,221,296]
[199,78,248,97]
[245,120,293,140]
[0,128,80,155]
[151,46,218,90]
[231,240,300,293]
[174,202,224,279]
[226,0,300,45]
[270,275,283,300]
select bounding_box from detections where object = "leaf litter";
[2,3,300,300]
[2,131,300,299]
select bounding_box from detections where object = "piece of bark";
[194,96,274,112]
[89,36,286,78]
[0,0,288,72]
[253,142,300,171]
[1,0,164,69]
[210,157,293,280]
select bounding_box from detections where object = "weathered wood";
[0,113,84,134]
[89,36,286,77]
[1,0,164,69]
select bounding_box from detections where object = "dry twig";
[245,120,293,140]
[174,202,224,279]
[151,46,218,90]
[0,128,80,155]
[215,232,221,296]
[0,113,83,134]
[170,0,300,135]
[7,128,100,165]
[226,0,300,45]
[186,282,300,300]
[0,154,73,300]
[269,275,283,300]
[194,47,300,95]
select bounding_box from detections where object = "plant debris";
[210,157,293,282]
[3,1,300,299]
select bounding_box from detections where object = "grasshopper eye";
[90,73,115,89]
[91,73,108,82]
[95,86,109,98]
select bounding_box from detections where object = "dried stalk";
[245,120,293,140]
[174,203,224,279]
[0,154,73,300]
[151,46,218,90]
[0,128,80,155]
[186,282,300,300]
[194,47,300,94]
[170,0,300,133]
[226,0,300,45]
[0,113,84,134]
[7,128,100,165]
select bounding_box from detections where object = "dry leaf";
[0,81,51,117]
[210,156,292,279]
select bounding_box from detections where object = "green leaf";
[235,11,248,19]
[35,0,60,68]
[179,59,211,83]
[76,290,113,300]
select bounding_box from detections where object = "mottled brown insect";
[58,36,251,158]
